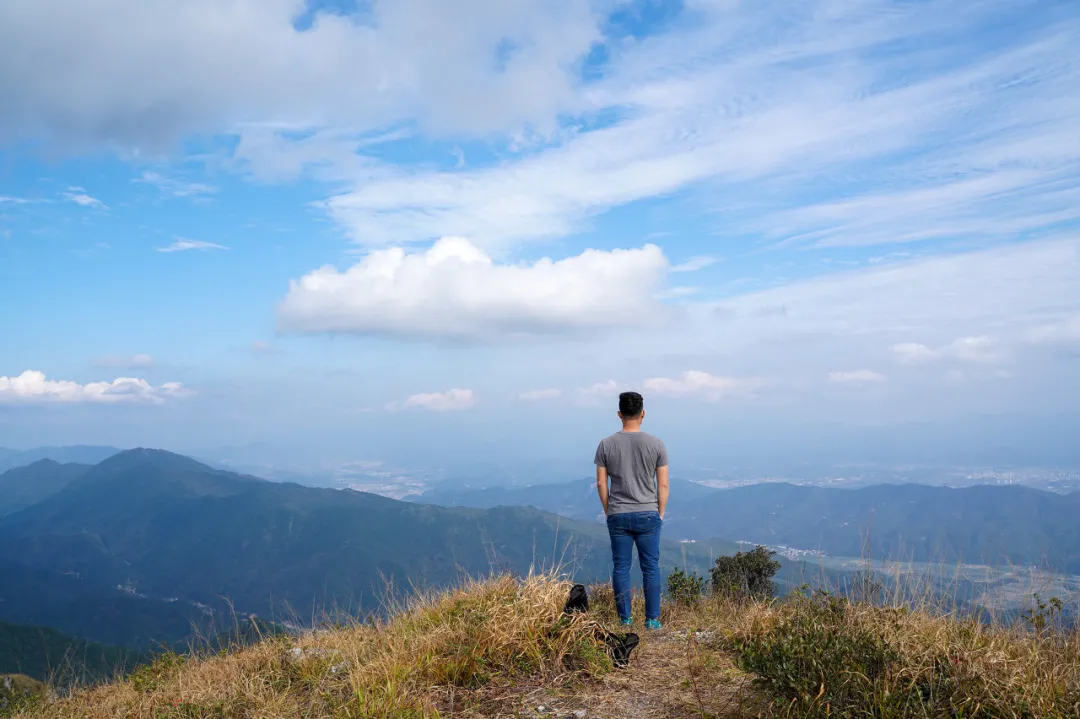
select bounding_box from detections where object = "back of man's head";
[619,391,644,419]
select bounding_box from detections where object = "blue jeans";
[606,510,662,621]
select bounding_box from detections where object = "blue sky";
[1,0,1079,470]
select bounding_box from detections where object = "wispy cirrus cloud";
[829,370,887,384]
[137,171,216,198]
[520,388,562,401]
[63,188,106,209]
[93,353,155,370]
[156,238,229,253]
[310,3,1080,252]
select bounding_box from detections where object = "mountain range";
[0,449,760,649]
[419,477,1080,572]
[0,446,120,474]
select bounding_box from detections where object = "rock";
[572,710,587,719]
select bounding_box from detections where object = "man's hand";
[596,465,609,516]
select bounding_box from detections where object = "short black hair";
[619,391,644,418]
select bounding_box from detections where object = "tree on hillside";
[710,546,780,601]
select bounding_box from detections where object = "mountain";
[0,461,91,516]
[417,477,721,523]
[0,446,121,474]
[0,449,754,647]
[417,478,1080,572]
[681,482,1080,572]
[0,621,143,684]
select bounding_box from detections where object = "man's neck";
[620,421,643,433]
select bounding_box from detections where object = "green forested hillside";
[0,621,141,684]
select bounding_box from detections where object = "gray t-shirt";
[594,431,668,515]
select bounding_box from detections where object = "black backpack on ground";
[562,584,639,668]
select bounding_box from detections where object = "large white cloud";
[0,370,189,404]
[0,0,599,150]
[277,238,671,340]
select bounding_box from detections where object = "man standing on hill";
[594,391,669,630]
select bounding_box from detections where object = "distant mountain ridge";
[420,477,1080,572]
[0,461,91,517]
[0,446,121,474]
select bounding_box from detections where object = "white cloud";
[575,379,621,406]
[0,196,31,204]
[156,238,229,253]
[642,371,764,401]
[63,191,106,209]
[250,340,278,355]
[0,370,189,404]
[670,256,719,273]
[828,370,887,384]
[278,237,670,341]
[519,388,562,401]
[0,0,600,150]
[891,342,939,365]
[93,353,155,370]
[137,171,215,198]
[892,336,1003,365]
[1026,314,1080,344]
[396,388,475,412]
[310,5,1080,250]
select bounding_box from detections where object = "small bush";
[733,591,907,717]
[711,546,780,601]
[130,652,186,693]
[0,676,49,718]
[666,568,706,606]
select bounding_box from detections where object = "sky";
[1,0,1079,473]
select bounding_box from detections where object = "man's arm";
[596,465,609,515]
[656,465,669,519]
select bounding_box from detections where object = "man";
[594,391,669,629]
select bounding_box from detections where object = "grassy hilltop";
[6,570,1079,719]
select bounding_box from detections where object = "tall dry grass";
[658,565,1080,719]
[11,574,610,719]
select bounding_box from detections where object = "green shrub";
[666,568,706,606]
[733,591,909,717]
[130,651,187,693]
[711,545,780,601]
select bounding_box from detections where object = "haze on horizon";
[2,0,1078,474]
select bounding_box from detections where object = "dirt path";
[483,628,763,719]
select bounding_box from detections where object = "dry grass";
[715,592,1080,718]
[10,574,1080,719]
[12,574,611,719]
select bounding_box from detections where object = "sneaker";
[619,617,634,626]
[645,619,663,631]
